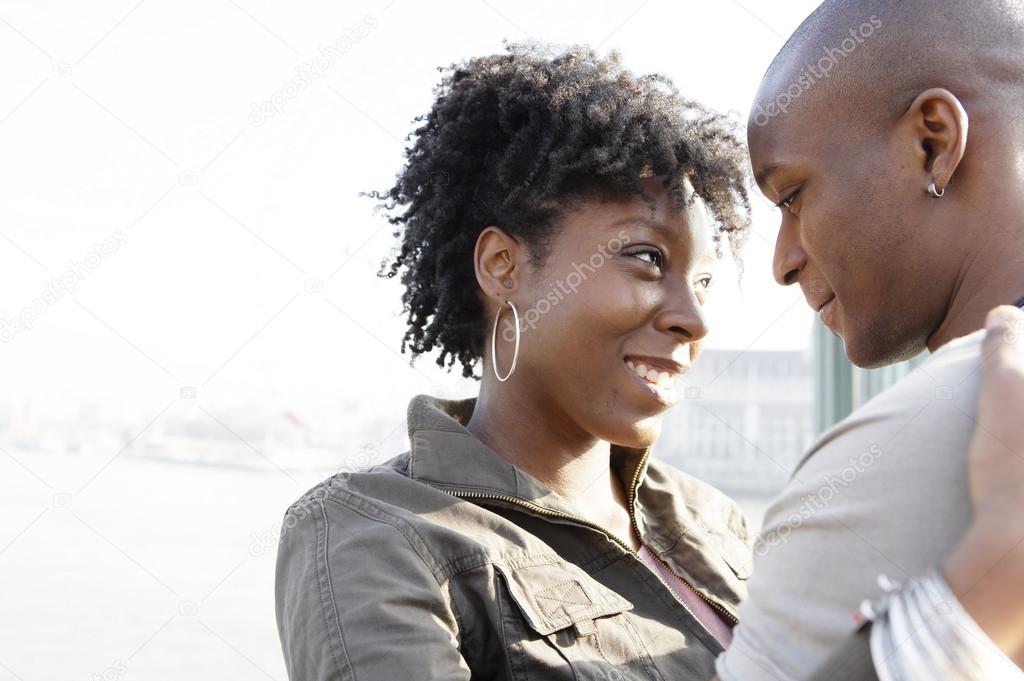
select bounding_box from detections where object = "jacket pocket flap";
[495,558,633,636]
[717,533,753,579]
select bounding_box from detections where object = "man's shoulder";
[792,329,986,477]
[860,329,985,407]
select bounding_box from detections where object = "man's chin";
[842,328,925,369]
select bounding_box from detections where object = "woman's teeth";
[625,359,677,390]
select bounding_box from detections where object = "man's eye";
[775,189,801,212]
[696,275,713,290]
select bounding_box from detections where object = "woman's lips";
[623,357,680,407]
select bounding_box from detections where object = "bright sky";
[0,0,822,423]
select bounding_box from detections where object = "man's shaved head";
[755,0,1024,132]
[748,0,1024,368]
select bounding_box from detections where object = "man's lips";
[818,295,839,329]
[803,279,840,330]
[814,294,836,313]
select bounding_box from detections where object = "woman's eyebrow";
[608,216,675,238]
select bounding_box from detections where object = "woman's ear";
[474,226,522,303]
[897,88,969,194]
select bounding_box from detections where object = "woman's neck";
[465,380,619,509]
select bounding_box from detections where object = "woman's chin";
[607,417,662,450]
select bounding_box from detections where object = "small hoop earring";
[491,300,520,382]
[928,179,945,198]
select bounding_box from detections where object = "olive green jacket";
[275,393,754,680]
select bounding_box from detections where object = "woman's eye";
[696,275,713,290]
[629,248,664,269]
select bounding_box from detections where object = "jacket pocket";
[494,557,657,681]
[716,531,754,580]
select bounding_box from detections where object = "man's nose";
[772,218,807,286]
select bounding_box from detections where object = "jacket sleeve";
[274,494,472,681]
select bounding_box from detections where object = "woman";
[274,43,1024,679]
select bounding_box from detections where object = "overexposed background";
[0,1,821,678]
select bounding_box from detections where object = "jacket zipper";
[440,443,738,639]
[640,540,738,627]
[625,449,739,628]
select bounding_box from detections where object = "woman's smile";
[623,355,687,407]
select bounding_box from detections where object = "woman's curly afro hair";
[372,42,751,379]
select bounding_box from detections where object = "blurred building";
[654,348,815,497]
[656,322,927,498]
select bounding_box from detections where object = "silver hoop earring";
[491,300,520,382]
[927,179,945,198]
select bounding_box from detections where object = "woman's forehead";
[553,189,715,252]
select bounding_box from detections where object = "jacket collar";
[404,392,748,617]
[406,392,652,528]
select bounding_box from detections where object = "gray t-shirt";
[717,329,985,680]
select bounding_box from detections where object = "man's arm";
[944,304,1024,665]
[804,624,877,681]
[806,305,1024,679]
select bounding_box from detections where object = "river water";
[0,449,772,680]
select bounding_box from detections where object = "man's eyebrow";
[754,162,786,190]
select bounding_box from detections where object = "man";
[716,1,1024,679]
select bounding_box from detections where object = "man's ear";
[474,226,522,304]
[897,88,969,194]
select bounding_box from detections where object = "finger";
[981,304,1024,387]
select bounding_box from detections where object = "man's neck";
[928,252,1024,351]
